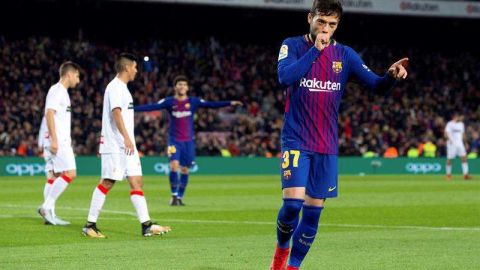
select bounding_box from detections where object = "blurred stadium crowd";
[0,36,479,158]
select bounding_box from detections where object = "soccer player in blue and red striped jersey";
[269,1,409,269]
[135,76,242,206]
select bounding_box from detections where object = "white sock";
[462,162,469,175]
[43,179,56,216]
[42,175,72,210]
[446,164,452,175]
[43,179,54,201]
[87,184,108,223]
[130,190,150,223]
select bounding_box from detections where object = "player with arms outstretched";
[82,53,171,238]
[135,76,242,206]
[269,1,409,269]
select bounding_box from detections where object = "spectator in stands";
[0,36,479,157]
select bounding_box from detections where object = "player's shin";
[288,205,323,268]
[130,190,151,223]
[177,173,189,198]
[276,198,304,248]
[87,184,109,223]
[169,171,179,196]
[42,174,73,210]
[462,162,469,176]
[43,178,55,201]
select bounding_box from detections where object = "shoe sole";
[82,230,106,238]
[143,228,171,237]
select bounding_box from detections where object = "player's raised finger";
[395,57,409,67]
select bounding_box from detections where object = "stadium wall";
[0,157,478,176]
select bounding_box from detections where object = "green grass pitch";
[0,175,479,269]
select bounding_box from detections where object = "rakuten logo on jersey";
[172,111,192,118]
[299,78,341,92]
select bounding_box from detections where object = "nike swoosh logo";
[302,234,315,239]
[328,186,337,192]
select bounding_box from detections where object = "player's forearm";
[200,101,231,108]
[112,109,131,142]
[278,47,321,85]
[374,73,396,93]
[134,103,166,112]
[45,110,57,142]
[359,72,396,94]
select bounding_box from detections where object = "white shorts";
[43,146,54,173]
[52,145,76,173]
[101,151,142,181]
[447,143,467,159]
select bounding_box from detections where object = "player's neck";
[306,34,314,44]
[116,74,129,84]
[175,94,188,101]
[59,79,69,90]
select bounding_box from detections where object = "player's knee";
[304,197,325,207]
[102,179,116,190]
[130,185,143,192]
[282,199,304,219]
[170,162,179,172]
[180,167,189,174]
[64,170,77,179]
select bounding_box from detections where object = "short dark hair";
[173,75,189,86]
[310,0,343,19]
[59,61,80,77]
[115,53,137,73]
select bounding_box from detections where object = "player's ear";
[307,12,313,24]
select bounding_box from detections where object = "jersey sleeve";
[346,46,396,93]
[277,38,321,86]
[134,98,171,112]
[45,88,62,112]
[108,88,123,112]
[195,97,231,109]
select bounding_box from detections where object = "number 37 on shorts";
[280,148,339,199]
[281,149,301,181]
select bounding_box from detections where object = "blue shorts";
[280,148,338,199]
[168,140,196,168]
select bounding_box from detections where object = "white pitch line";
[2,204,480,232]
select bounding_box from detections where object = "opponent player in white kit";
[445,113,472,180]
[38,61,81,225]
[82,53,171,238]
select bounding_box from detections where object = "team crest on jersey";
[283,170,292,180]
[278,45,288,61]
[332,61,343,73]
[185,103,191,109]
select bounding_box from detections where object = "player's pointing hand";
[231,101,243,106]
[388,58,409,80]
